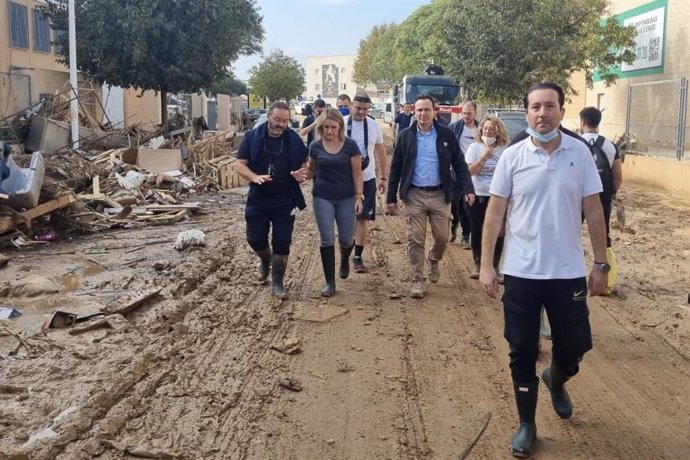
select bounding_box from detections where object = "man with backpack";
[579,107,623,293]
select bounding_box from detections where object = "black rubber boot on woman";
[339,242,355,279]
[320,245,336,297]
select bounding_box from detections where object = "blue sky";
[233,0,431,80]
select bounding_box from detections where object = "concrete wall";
[623,154,690,195]
[124,89,161,130]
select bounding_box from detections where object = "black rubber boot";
[271,254,289,299]
[450,224,458,243]
[339,242,355,279]
[542,363,573,419]
[511,380,538,458]
[320,246,336,297]
[255,249,271,283]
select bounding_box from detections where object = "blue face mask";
[338,107,350,116]
[526,127,559,143]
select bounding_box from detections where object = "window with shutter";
[9,2,29,49]
[33,8,51,52]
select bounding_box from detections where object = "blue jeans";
[245,194,295,255]
[313,195,356,247]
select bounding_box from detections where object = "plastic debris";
[174,229,206,251]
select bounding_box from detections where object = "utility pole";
[68,0,79,149]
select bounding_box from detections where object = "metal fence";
[0,72,31,120]
[625,77,688,160]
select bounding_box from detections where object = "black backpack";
[588,136,614,199]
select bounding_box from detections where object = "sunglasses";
[353,96,371,103]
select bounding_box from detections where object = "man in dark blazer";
[387,95,475,298]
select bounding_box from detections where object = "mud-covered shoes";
[410,278,424,298]
[353,256,368,273]
[428,259,440,283]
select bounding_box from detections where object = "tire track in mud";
[53,214,320,459]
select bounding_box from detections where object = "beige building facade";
[304,55,382,106]
[1,0,159,130]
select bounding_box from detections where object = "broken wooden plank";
[20,193,77,221]
[105,287,162,316]
[142,202,201,210]
[77,193,122,209]
[68,319,112,336]
[92,176,100,195]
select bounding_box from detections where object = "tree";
[43,0,264,127]
[248,50,305,103]
[352,24,399,86]
[389,0,450,77]
[438,0,636,103]
[352,0,454,86]
[208,71,248,97]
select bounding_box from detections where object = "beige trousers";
[403,188,451,280]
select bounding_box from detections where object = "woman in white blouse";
[463,116,510,280]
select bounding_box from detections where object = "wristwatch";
[593,261,611,273]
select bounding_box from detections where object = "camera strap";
[346,116,368,157]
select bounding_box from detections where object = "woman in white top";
[463,116,509,279]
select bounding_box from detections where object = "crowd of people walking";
[235,82,619,457]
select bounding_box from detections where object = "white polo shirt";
[490,133,602,279]
[344,115,384,182]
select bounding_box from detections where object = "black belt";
[410,184,442,191]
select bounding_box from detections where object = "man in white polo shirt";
[479,82,608,457]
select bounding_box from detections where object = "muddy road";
[1,132,689,459]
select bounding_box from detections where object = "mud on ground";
[0,130,689,459]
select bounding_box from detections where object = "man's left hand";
[588,270,608,296]
[465,193,476,206]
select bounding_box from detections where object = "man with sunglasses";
[234,101,308,299]
[344,92,389,273]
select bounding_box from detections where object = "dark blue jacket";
[387,121,474,205]
[241,123,308,210]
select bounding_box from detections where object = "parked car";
[369,104,384,119]
[486,109,528,140]
[244,108,266,126]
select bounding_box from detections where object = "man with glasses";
[344,92,389,273]
[234,101,308,299]
[300,98,327,146]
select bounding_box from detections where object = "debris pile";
[0,86,248,251]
